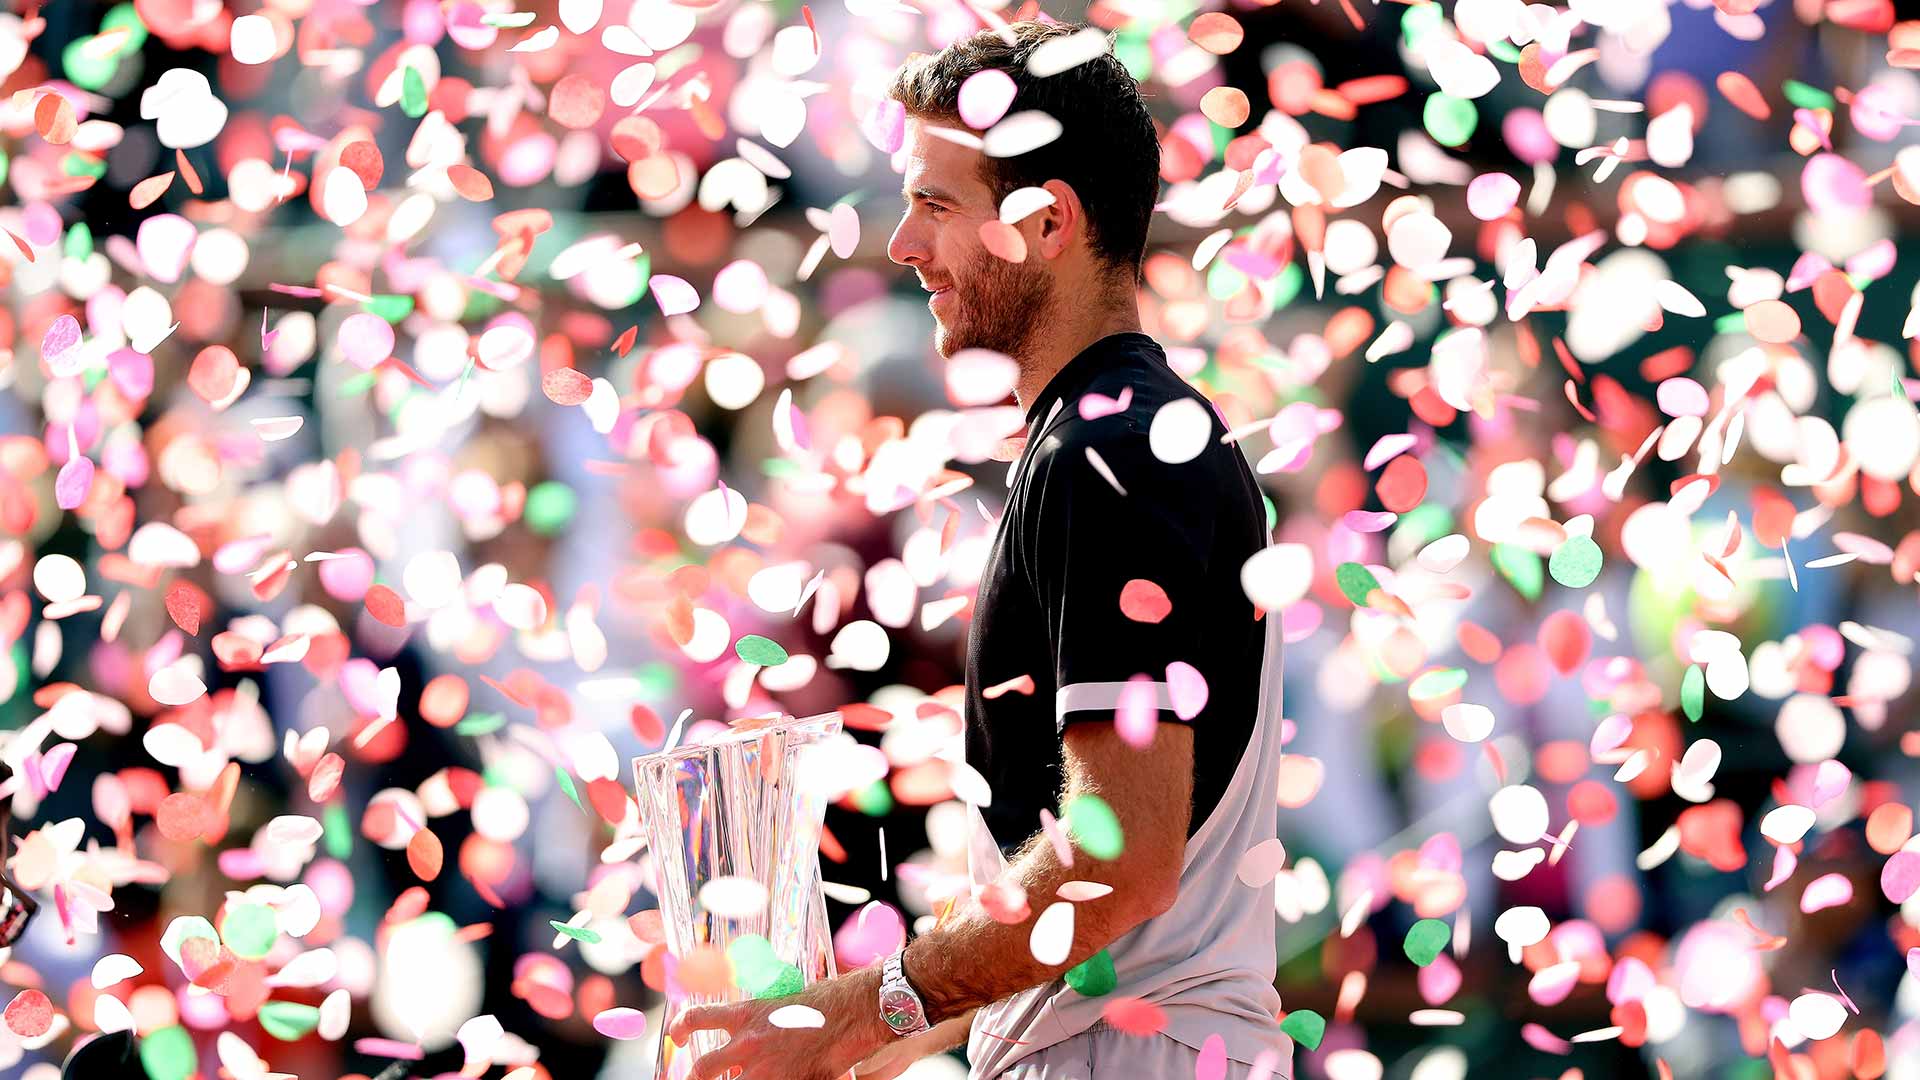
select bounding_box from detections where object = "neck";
[1013,294,1142,417]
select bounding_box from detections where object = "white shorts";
[977,1021,1290,1080]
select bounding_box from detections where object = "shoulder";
[1029,378,1234,495]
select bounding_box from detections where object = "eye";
[927,203,950,217]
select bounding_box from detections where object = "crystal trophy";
[635,711,843,1080]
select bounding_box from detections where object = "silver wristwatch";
[878,946,931,1037]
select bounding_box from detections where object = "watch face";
[880,987,923,1033]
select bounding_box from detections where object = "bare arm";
[899,720,1193,1025]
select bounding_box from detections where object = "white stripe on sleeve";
[1055,680,1174,729]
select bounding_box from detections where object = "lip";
[928,285,954,311]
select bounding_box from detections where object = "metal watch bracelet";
[878,946,932,1037]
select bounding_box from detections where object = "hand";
[667,966,893,1080]
[853,1010,976,1080]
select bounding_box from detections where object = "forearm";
[899,828,1174,1026]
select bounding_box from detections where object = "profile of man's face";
[885,116,1055,361]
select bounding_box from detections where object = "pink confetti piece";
[592,1007,648,1040]
[861,97,906,154]
[1807,868,1861,914]
[1883,849,1920,903]
[958,68,1017,130]
[1194,1034,1227,1080]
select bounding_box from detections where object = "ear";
[1031,178,1083,263]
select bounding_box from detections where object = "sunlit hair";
[886,21,1162,287]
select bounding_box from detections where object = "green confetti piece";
[735,634,790,667]
[730,935,802,997]
[1335,562,1381,607]
[1064,794,1124,860]
[1064,948,1117,997]
[1487,39,1521,63]
[638,661,679,700]
[1681,664,1705,723]
[364,294,415,322]
[1404,918,1451,966]
[65,223,92,262]
[455,711,506,736]
[1408,667,1468,701]
[323,801,352,859]
[0,149,10,189]
[852,777,893,816]
[1423,92,1478,147]
[1713,311,1748,335]
[1280,1008,1325,1051]
[62,153,108,179]
[1490,543,1543,601]
[1401,2,1446,45]
[1781,79,1835,112]
[1205,258,1247,302]
[401,66,428,118]
[104,3,150,50]
[1267,261,1304,313]
[556,767,584,813]
[1115,32,1151,81]
[753,963,804,999]
[258,1001,321,1041]
[1549,535,1604,589]
[62,37,120,92]
[338,370,378,398]
[551,921,603,944]
[763,457,801,479]
[525,481,578,535]
[221,902,278,960]
[141,1025,196,1080]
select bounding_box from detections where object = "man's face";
[886,116,1054,360]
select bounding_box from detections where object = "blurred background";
[1,0,1919,1078]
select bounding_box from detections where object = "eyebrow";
[902,184,960,206]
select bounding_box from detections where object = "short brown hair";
[887,21,1161,285]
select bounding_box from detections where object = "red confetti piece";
[308,753,345,802]
[129,172,175,209]
[543,368,594,406]
[175,149,202,195]
[586,778,630,825]
[407,827,443,881]
[187,346,241,405]
[34,92,75,145]
[4,989,52,1038]
[365,584,406,627]
[447,164,495,202]
[1117,579,1171,623]
[339,140,384,189]
[156,791,211,842]
[164,579,207,636]
[1102,997,1167,1036]
[550,74,608,130]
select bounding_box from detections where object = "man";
[671,20,1292,1080]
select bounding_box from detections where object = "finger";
[669,1003,742,1043]
[688,1042,748,1080]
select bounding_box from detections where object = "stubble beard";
[933,251,1054,363]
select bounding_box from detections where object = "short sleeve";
[1026,430,1218,735]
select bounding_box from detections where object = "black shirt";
[963,331,1272,853]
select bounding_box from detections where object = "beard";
[932,249,1054,361]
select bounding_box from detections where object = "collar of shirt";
[1021,330,1162,432]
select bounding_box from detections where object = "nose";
[887,212,927,268]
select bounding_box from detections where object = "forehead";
[900,116,991,201]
